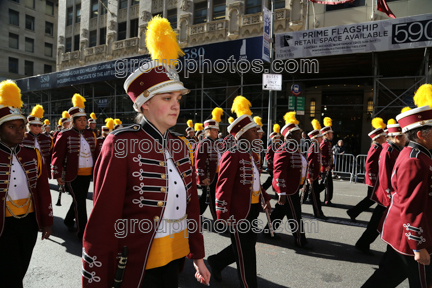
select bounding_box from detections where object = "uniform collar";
[0,141,21,154]
[374,142,383,149]
[28,131,40,138]
[408,141,432,159]
[140,116,169,148]
[387,140,402,152]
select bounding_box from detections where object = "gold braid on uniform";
[35,147,43,178]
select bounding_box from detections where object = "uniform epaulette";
[409,147,421,159]
[111,124,140,135]
[387,145,394,153]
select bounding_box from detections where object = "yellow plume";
[58,119,62,126]
[195,123,203,131]
[30,104,44,119]
[372,117,386,130]
[228,117,234,124]
[254,116,263,127]
[401,107,411,113]
[62,111,70,119]
[273,124,280,134]
[414,84,432,108]
[44,119,50,125]
[90,112,97,120]
[114,119,122,125]
[187,119,193,128]
[72,93,86,109]
[212,107,224,122]
[0,80,23,108]
[105,118,115,130]
[284,111,299,125]
[311,119,321,131]
[231,96,252,118]
[387,119,397,125]
[146,15,184,62]
[324,117,332,127]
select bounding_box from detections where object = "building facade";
[0,0,58,80]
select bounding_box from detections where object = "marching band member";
[195,107,223,220]
[208,96,271,288]
[307,119,327,220]
[355,118,406,254]
[87,112,98,137]
[52,111,71,144]
[253,116,265,171]
[347,118,386,222]
[262,124,282,193]
[113,118,123,130]
[82,16,210,287]
[94,118,114,161]
[23,105,53,174]
[264,112,310,249]
[186,119,198,141]
[320,117,334,206]
[195,123,204,141]
[51,94,96,240]
[221,116,236,151]
[0,80,53,287]
[363,84,432,287]
[43,119,51,136]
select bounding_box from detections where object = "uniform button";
[157,201,163,207]
[14,185,16,187]
[7,165,10,168]
[176,162,180,166]
[161,174,166,179]
[5,172,9,175]
[183,173,187,177]
[176,207,179,210]
[169,169,172,172]
[13,171,15,173]
[26,171,29,174]
[174,181,177,185]
[250,187,252,190]
[1,197,4,200]
[160,187,166,193]
[3,189,6,192]
[159,162,165,166]
[153,216,160,221]
[14,178,16,180]
[176,194,179,198]
[18,157,22,161]
[4,180,8,184]
[8,157,11,160]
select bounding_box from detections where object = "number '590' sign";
[392,19,432,44]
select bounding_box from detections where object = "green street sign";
[288,96,295,110]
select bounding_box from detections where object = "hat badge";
[166,67,180,82]
[9,108,20,115]
[79,108,85,113]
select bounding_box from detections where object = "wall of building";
[0,0,58,80]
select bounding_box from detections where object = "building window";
[194,1,207,24]
[24,61,33,76]
[118,22,127,40]
[310,100,316,118]
[9,57,19,74]
[25,0,35,9]
[9,33,19,49]
[76,4,81,23]
[89,30,97,47]
[9,9,19,26]
[46,1,54,15]
[326,0,365,11]
[25,37,34,53]
[10,0,19,3]
[274,0,285,9]
[44,64,52,74]
[67,7,73,26]
[130,19,138,38]
[213,0,226,20]
[101,0,108,15]
[167,9,177,29]
[367,98,373,113]
[65,37,72,52]
[74,35,80,51]
[45,43,53,57]
[91,0,98,18]
[99,27,106,45]
[245,0,262,14]
[131,0,139,6]
[119,0,128,9]
[25,15,35,31]
[45,21,54,36]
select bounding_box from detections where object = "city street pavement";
[24,175,409,288]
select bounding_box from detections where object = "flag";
[377,0,396,18]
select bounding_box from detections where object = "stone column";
[106,0,119,60]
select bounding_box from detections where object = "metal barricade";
[354,154,368,184]
[333,153,355,182]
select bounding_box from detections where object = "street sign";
[262,74,282,91]
[288,96,295,110]
[297,97,305,115]
[97,98,109,108]
[262,7,271,63]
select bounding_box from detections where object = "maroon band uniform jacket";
[273,143,304,196]
[320,138,333,172]
[0,142,53,236]
[381,141,432,256]
[51,128,96,181]
[22,132,52,174]
[82,120,204,288]
[365,143,382,187]
[307,141,322,181]
[265,141,281,172]
[373,141,401,207]
[94,136,105,161]
[215,146,271,221]
[194,137,219,185]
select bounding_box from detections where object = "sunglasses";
[31,124,42,127]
